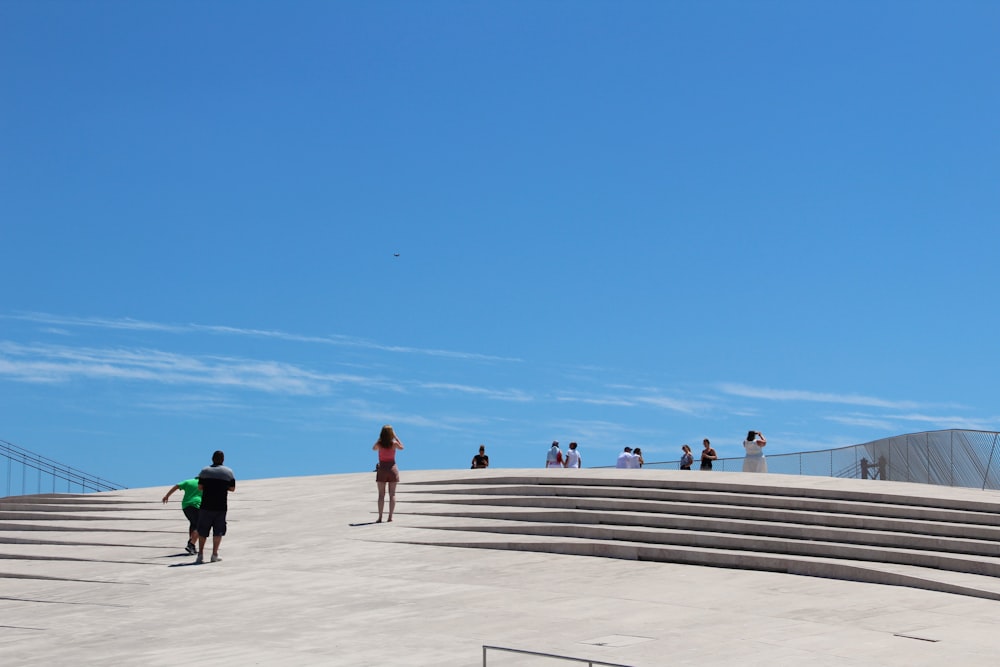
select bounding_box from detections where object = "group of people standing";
[605,431,766,472]
[550,431,768,471]
[614,446,644,468]
[610,432,766,473]
[679,432,767,472]
[162,450,237,564]
[545,441,582,468]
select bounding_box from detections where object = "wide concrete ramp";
[3,469,1000,666]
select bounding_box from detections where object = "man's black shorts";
[183,506,200,533]
[196,509,227,537]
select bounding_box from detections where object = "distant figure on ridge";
[471,445,489,469]
[633,447,645,468]
[195,450,236,564]
[162,476,202,554]
[742,430,767,473]
[373,425,404,522]
[545,441,564,468]
[680,445,694,470]
[700,439,717,470]
[564,442,582,468]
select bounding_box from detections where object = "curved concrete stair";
[390,473,1000,601]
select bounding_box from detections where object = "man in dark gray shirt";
[195,450,236,564]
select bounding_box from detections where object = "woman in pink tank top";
[372,424,404,522]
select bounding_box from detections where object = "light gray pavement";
[4,469,1000,666]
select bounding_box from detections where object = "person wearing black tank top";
[700,438,717,470]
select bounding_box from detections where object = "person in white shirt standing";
[564,442,582,468]
[616,447,634,468]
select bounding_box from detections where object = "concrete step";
[389,474,1000,602]
[405,492,1000,541]
[413,473,1000,514]
[404,505,1000,557]
[0,494,129,505]
[0,511,166,521]
[0,501,144,512]
[410,483,1000,525]
[377,525,1000,602]
[406,517,1000,577]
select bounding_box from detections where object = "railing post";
[926,433,930,484]
[905,436,910,482]
[983,433,998,491]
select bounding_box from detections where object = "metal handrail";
[1,438,126,496]
[483,644,634,667]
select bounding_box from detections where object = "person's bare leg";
[387,481,397,521]
[212,535,222,558]
[197,534,206,561]
[376,481,386,522]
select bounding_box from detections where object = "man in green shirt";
[162,478,202,554]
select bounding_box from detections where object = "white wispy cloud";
[550,418,653,451]
[8,313,190,333]
[7,312,520,363]
[0,341,392,395]
[718,383,925,410]
[555,390,709,413]
[0,340,539,412]
[886,413,998,431]
[417,382,533,402]
[555,394,636,407]
[825,411,1000,436]
[824,414,897,430]
[349,407,473,431]
[634,395,708,414]
[133,393,249,414]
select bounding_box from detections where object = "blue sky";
[2,2,999,490]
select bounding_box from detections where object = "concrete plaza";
[3,469,1000,666]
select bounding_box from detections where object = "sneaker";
[210,554,222,563]
[194,553,204,565]
[185,542,196,555]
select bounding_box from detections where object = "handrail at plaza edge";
[483,644,634,667]
[1,438,126,496]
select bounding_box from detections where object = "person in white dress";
[742,430,767,473]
